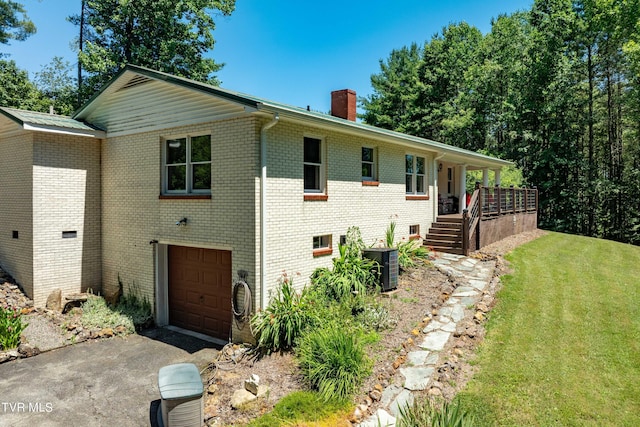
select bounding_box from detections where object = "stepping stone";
[406,350,430,366]
[437,266,464,278]
[400,366,434,391]
[452,286,476,294]
[380,385,403,408]
[461,259,477,267]
[423,319,456,333]
[419,330,451,351]
[438,304,465,322]
[432,259,451,266]
[469,279,487,291]
[452,289,479,298]
[457,296,477,307]
[389,389,414,417]
[358,409,396,427]
[406,351,440,367]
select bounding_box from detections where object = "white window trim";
[362,146,377,181]
[406,154,427,195]
[162,134,212,195]
[303,136,326,194]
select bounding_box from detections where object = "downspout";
[433,153,446,221]
[260,113,279,309]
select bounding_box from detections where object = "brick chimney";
[331,89,357,121]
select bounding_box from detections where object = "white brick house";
[0,65,510,342]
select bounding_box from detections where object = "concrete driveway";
[0,329,219,427]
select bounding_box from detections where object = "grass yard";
[458,232,640,426]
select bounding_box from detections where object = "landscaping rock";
[255,384,270,398]
[230,389,257,409]
[45,289,62,312]
[244,374,260,395]
[17,343,40,358]
[358,408,396,427]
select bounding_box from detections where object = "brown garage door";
[168,246,232,340]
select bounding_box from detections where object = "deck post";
[462,209,470,256]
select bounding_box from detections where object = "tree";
[70,0,236,101]
[0,0,35,48]
[33,57,78,115]
[359,43,423,135]
[0,59,47,111]
[360,0,640,245]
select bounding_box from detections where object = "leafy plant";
[116,278,153,329]
[245,390,350,427]
[0,306,27,350]
[356,299,396,331]
[397,398,475,427]
[251,274,315,353]
[385,221,430,270]
[297,325,372,402]
[311,227,379,302]
[80,295,135,334]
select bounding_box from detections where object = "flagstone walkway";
[358,252,496,427]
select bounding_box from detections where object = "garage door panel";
[168,245,232,340]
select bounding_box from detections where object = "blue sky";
[4,0,532,113]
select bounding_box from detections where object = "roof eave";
[255,104,512,168]
[22,123,105,138]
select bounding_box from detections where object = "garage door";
[168,246,232,340]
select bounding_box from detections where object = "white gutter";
[259,113,279,309]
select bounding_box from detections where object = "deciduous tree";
[70,0,235,101]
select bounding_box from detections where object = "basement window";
[62,231,77,238]
[313,234,332,257]
[409,225,420,240]
[12,231,18,239]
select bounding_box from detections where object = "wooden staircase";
[424,216,464,255]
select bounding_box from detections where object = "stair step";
[436,216,463,223]
[427,228,462,236]
[431,222,462,229]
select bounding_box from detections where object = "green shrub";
[356,299,395,332]
[246,390,350,427]
[297,325,372,402]
[397,398,475,427]
[0,306,27,350]
[80,295,135,333]
[386,221,430,270]
[311,227,379,302]
[116,279,153,329]
[251,274,315,353]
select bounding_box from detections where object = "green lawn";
[458,232,640,426]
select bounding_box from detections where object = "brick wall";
[101,116,259,341]
[263,119,435,297]
[31,133,102,306]
[0,131,34,297]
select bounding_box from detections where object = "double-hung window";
[304,137,323,193]
[164,135,211,195]
[362,147,377,181]
[405,154,426,195]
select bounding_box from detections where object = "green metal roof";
[0,107,104,135]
